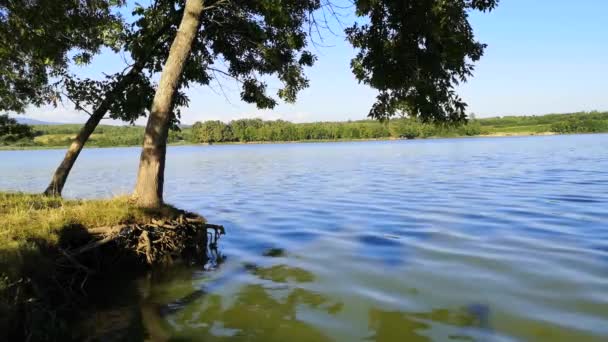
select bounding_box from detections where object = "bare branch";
[60,91,93,116]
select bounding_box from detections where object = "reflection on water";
[136,263,340,342]
[2,135,608,341]
[134,262,493,342]
[368,307,480,342]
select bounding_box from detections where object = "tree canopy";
[0,0,125,112]
[131,0,320,113]
[120,0,499,124]
[347,0,499,122]
[1,0,499,124]
[60,0,324,126]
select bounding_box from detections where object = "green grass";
[0,192,181,263]
[482,124,553,134]
[0,192,185,292]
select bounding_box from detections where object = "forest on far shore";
[2,111,607,148]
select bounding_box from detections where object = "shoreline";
[5,131,605,151]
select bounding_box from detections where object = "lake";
[1,135,608,341]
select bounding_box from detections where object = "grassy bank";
[0,192,209,340]
[2,111,608,150]
[0,194,184,266]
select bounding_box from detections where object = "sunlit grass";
[0,192,195,338]
[483,124,552,134]
[0,192,182,277]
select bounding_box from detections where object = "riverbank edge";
[0,192,220,341]
[0,131,567,151]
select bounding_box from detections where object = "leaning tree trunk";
[43,17,177,197]
[43,62,145,196]
[132,0,205,208]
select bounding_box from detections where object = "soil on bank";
[0,192,221,341]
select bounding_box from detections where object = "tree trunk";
[43,103,109,196]
[43,63,145,196]
[132,0,204,208]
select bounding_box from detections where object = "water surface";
[2,135,608,341]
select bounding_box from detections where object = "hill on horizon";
[13,116,62,125]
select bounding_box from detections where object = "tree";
[2,1,198,196]
[0,0,125,112]
[132,0,322,207]
[43,2,187,196]
[347,0,499,122]
[132,0,205,207]
[9,0,495,204]
[43,61,155,195]
[130,0,498,208]
[44,0,317,197]
[192,120,231,143]
[0,0,140,194]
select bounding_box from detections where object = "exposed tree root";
[58,212,225,268]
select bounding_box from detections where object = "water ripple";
[2,134,608,341]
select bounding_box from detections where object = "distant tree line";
[189,118,487,143]
[191,119,391,143]
[3,111,608,148]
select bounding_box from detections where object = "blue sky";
[21,0,608,124]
